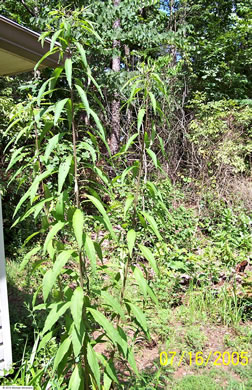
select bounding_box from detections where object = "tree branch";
[19,0,36,17]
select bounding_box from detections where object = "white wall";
[0,195,12,376]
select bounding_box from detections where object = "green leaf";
[146,148,158,168]
[55,191,68,221]
[71,322,85,358]
[43,250,74,301]
[158,135,165,158]
[127,348,139,377]
[84,234,97,274]
[121,166,136,184]
[123,133,139,153]
[101,291,125,319]
[103,372,112,390]
[137,108,145,131]
[42,302,71,335]
[7,146,26,171]
[34,48,58,71]
[50,29,63,51]
[127,229,136,258]
[58,155,72,193]
[87,343,101,390]
[88,308,121,346]
[149,92,156,114]
[80,142,97,163]
[76,43,88,68]
[44,133,63,163]
[13,169,54,218]
[54,98,69,126]
[71,287,84,334]
[93,166,109,186]
[142,211,162,241]
[69,363,83,390]
[127,302,148,334]
[37,78,52,106]
[49,67,64,91]
[85,70,104,97]
[75,85,90,118]
[37,331,53,352]
[43,221,65,255]
[65,57,72,89]
[19,246,40,271]
[98,356,119,384]
[86,195,116,241]
[124,194,134,219]
[138,244,159,275]
[133,266,158,304]
[72,209,84,249]
[53,337,71,373]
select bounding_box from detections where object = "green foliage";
[173,375,219,390]
[188,93,252,175]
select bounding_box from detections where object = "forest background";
[0,1,251,389]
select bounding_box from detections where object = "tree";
[109,0,121,154]
[186,0,252,99]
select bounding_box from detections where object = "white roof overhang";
[0,15,61,75]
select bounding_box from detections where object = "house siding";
[0,195,12,376]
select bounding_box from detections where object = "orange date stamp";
[160,351,249,367]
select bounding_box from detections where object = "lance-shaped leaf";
[34,47,58,71]
[71,322,85,358]
[76,42,88,68]
[50,29,63,51]
[55,191,68,221]
[37,78,53,106]
[142,211,162,241]
[41,301,71,335]
[44,133,64,163]
[13,168,54,218]
[19,246,40,271]
[53,337,72,373]
[101,291,125,319]
[65,57,72,89]
[146,148,158,169]
[137,108,145,131]
[6,147,26,171]
[76,85,90,118]
[58,155,72,193]
[127,229,136,258]
[71,287,84,334]
[149,91,157,114]
[49,66,64,91]
[86,195,116,241]
[123,133,139,153]
[72,209,84,249]
[43,221,65,254]
[69,363,84,390]
[43,250,74,301]
[126,301,148,334]
[84,233,96,274]
[54,98,69,126]
[37,331,53,352]
[124,194,134,219]
[88,308,122,347]
[138,244,159,275]
[133,266,158,304]
[87,343,101,390]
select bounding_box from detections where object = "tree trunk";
[109,0,121,155]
